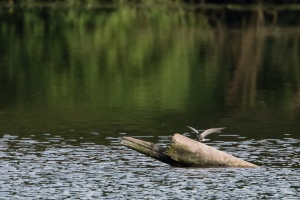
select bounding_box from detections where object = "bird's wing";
[187,126,199,134]
[200,127,226,138]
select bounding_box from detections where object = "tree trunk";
[166,134,258,167]
[122,134,258,168]
[122,136,187,167]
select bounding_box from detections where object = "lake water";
[0,3,300,199]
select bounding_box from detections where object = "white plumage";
[187,126,226,141]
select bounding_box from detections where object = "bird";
[187,126,226,142]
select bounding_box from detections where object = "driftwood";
[122,136,187,167]
[122,134,258,168]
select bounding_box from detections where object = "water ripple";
[0,134,299,199]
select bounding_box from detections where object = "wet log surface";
[166,134,258,168]
[122,134,258,168]
[122,136,187,167]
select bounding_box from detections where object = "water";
[1,134,299,199]
[1,2,300,199]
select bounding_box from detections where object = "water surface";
[0,3,300,199]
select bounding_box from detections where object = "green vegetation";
[2,0,300,4]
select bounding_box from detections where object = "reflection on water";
[0,4,299,138]
[0,3,300,199]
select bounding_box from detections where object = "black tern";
[187,126,226,142]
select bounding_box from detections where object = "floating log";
[122,134,258,168]
[166,134,258,167]
[122,136,187,167]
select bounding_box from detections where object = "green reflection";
[0,4,300,138]
[0,5,211,109]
